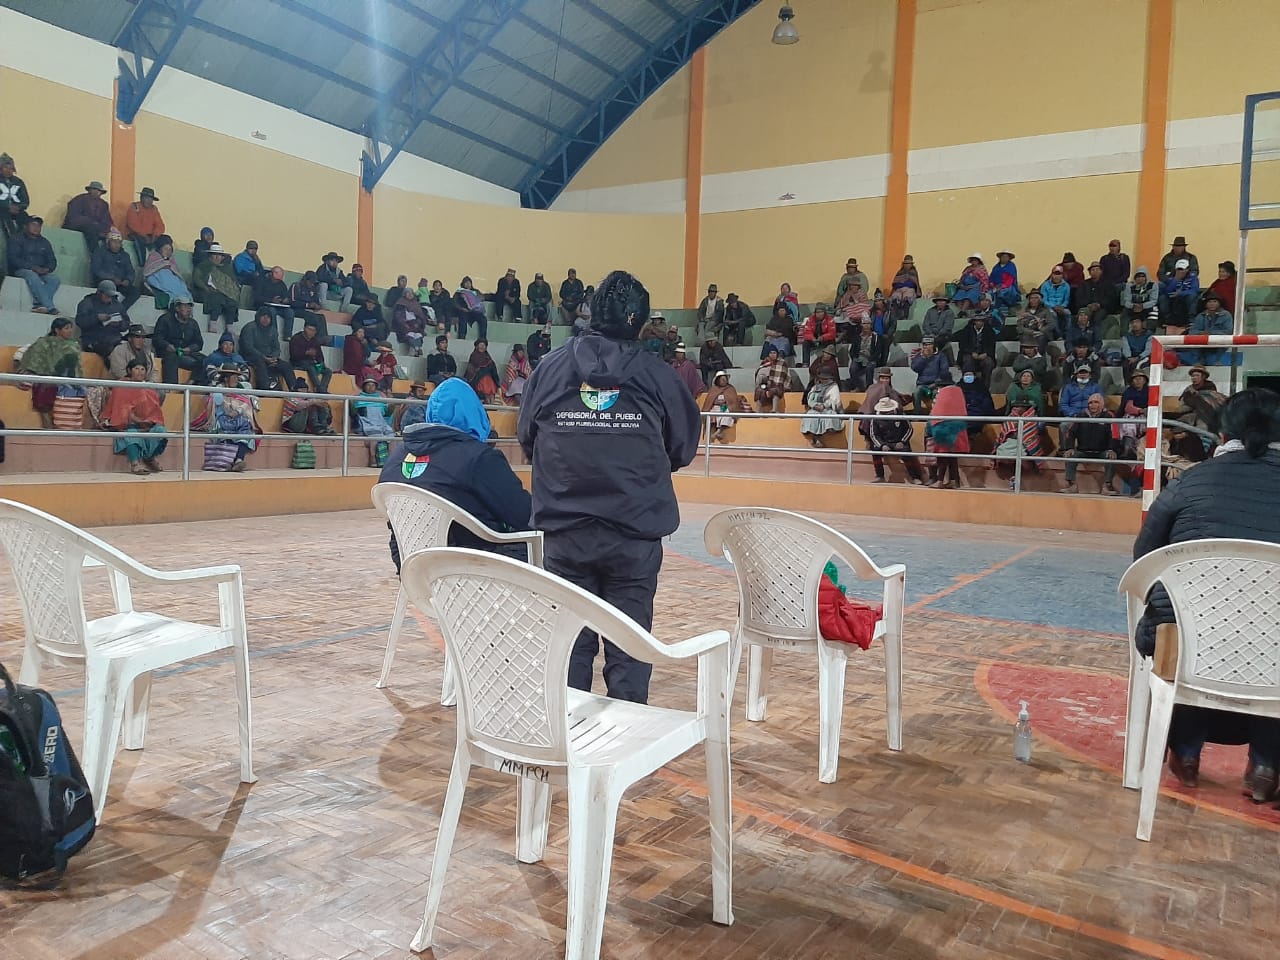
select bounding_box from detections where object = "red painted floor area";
[980,660,1280,828]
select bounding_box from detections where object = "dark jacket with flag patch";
[516,331,700,539]
[379,423,532,564]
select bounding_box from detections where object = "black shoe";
[1168,752,1200,788]
[1248,764,1278,804]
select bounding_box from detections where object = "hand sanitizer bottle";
[1014,700,1033,763]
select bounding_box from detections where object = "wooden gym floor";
[0,505,1275,960]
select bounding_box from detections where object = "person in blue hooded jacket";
[379,377,532,573]
[517,270,700,704]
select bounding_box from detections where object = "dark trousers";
[1169,705,1280,768]
[293,364,332,394]
[543,525,663,704]
[161,348,208,385]
[204,293,238,329]
[457,309,487,341]
[873,451,923,481]
[248,354,294,390]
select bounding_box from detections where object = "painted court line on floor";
[656,768,1202,960]
[904,545,1041,614]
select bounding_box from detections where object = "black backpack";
[0,662,96,884]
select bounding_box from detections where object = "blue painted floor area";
[665,517,1132,637]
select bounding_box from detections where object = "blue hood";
[426,378,491,442]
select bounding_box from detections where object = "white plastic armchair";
[399,548,732,960]
[371,482,543,705]
[704,507,906,784]
[1117,539,1280,841]
[0,499,254,821]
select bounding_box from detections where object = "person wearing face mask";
[1060,393,1121,494]
[1058,363,1102,454]
[958,364,995,438]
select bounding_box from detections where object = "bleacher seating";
[3,223,1278,489]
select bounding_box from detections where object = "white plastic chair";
[1117,539,1280,840]
[399,547,733,960]
[0,499,255,820]
[371,482,543,705]
[703,507,906,783]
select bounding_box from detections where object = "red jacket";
[1208,276,1235,315]
[800,313,836,344]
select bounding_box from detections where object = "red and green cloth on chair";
[818,561,882,650]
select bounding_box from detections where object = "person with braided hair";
[517,270,701,703]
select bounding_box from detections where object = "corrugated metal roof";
[1,0,745,194]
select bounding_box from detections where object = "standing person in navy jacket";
[517,270,700,703]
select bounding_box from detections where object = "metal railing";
[0,371,520,480]
[694,409,1174,494]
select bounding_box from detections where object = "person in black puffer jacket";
[1132,387,1280,800]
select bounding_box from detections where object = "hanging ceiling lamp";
[772,5,799,45]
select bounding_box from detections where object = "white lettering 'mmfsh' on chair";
[1118,539,1280,841]
[704,507,906,784]
[371,482,544,705]
[399,548,733,960]
[0,500,255,821]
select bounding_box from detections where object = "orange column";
[682,47,707,308]
[109,81,136,229]
[1135,0,1174,272]
[356,183,375,280]
[880,0,916,294]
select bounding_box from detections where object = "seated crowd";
[0,153,1247,491]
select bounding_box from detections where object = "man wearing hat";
[699,333,732,386]
[867,395,925,484]
[921,290,956,350]
[835,257,870,306]
[234,240,265,285]
[1189,292,1233,364]
[1011,334,1048,383]
[348,263,372,303]
[75,281,132,359]
[289,318,333,393]
[527,319,553,368]
[1078,260,1119,328]
[695,283,725,346]
[517,270,700,704]
[395,380,431,431]
[495,267,523,322]
[723,292,756,347]
[669,341,706,399]
[152,295,209,386]
[240,309,294,391]
[1058,362,1103,452]
[1100,239,1131,289]
[1159,257,1200,333]
[193,242,241,332]
[956,312,997,387]
[1158,235,1199,282]
[799,303,836,364]
[124,187,165,261]
[527,271,553,323]
[910,337,952,401]
[1121,266,1159,331]
[0,152,30,237]
[6,216,60,314]
[351,291,390,344]
[63,179,114,251]
[91,228,141,311]
[315,252,353,310]
[109,324,159,382]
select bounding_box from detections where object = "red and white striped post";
[1143,334,1280,514]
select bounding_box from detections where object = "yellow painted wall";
[0,68,111,224]
[1164,165,1280,271]
[1169,0,1280,121]
[907,174,1141,294]
[700,198,886,305]
[134,112,357,273]
[372,184,684,306]
[563,68,691,192]
[702,0,897,175]
[912,0,1147,149]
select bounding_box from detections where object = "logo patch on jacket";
[401,453,430,479]
[579,384,620,412]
